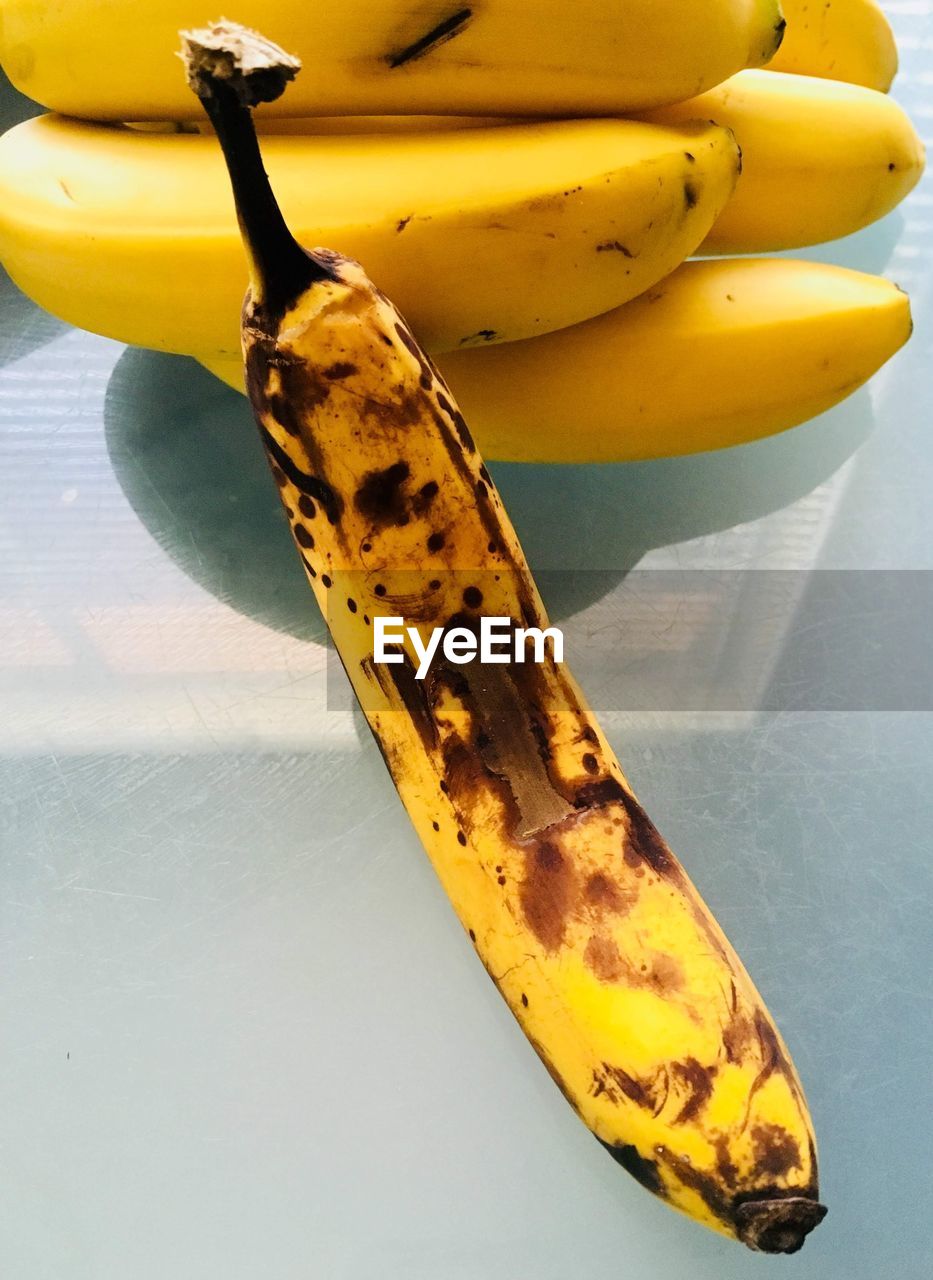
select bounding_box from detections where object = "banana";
[201,257,912,462]
[639,69,925,253]
[179,22,827,1252]
[767,0,898,90]
[128,66,927,280]
[0,112,739,359]
[0,0,786,121]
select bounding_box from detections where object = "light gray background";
[1,6,931,1276]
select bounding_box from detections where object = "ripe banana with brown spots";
[179,22,827,1252]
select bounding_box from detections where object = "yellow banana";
[0,0,786,120]
[639,69,924,254]
[126,66,927,276]
[180,22,827,1252]
[201,256,912,463]
[767,0,898,90]
[0,112,739,358]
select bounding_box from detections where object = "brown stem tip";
[179,19,301,107]
[734,1196,828,1254]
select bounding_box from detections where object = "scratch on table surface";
[295,800,398,865]
[49,753,82,823]
[69,886,162,902]
[184,685,221,748]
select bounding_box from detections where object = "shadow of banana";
[105,345,875,638]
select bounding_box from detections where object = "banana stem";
[180,21,332,312]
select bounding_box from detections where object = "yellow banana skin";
[639,69,925,254]
[202,257,912,463]
[0,0,786,120]
[767,0,898,90]
[181,23,826,1252]
[0,113,739,358]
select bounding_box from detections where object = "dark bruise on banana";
[181,20,826,1254]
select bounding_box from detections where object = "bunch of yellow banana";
[0,66,922,459]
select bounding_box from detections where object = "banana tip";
[179,18,301,106]
[734,1195,828,1254]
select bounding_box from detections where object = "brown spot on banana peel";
[601,1064,665,1112]
[750,1124,802,1180]
[372,654,439,754]
[745,1010,807,1119]
[247,341,345,525]
[670,1057,716,1125]
[591,1063,670,1115]
[584,934,624,981]
[256,420,343,526]
[585,940,685,995]
[599,1142,666,1196]
[714,1133,740,1188]
[615,785,680,880]
[584,871,628,913]
[392,321,478,453]
[386,7,474,69]
[459,329,499,346]
[354,460,412,528]
[772,16,788,55]
[519,841,576,952]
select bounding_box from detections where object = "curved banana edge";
[198,258,913,464]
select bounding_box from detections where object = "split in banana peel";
[179,19,827,1252]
